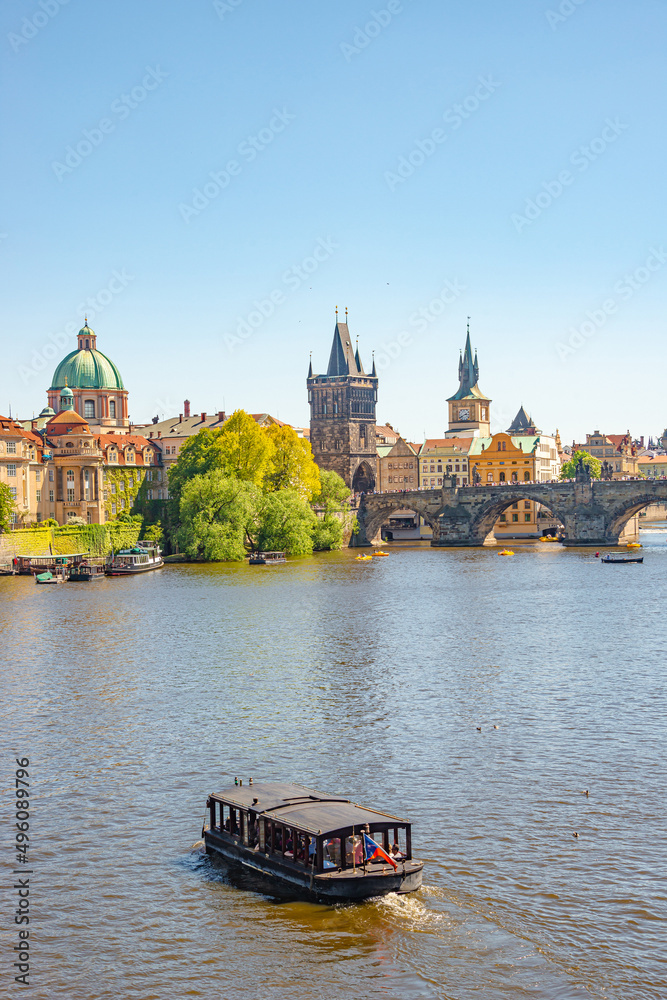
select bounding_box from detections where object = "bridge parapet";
[352,480,667,547]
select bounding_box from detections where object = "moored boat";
[35,569,64,584]
[105,545,163,576]
[601,555,643,564]
[68,559,106,582]
[248,551,286,565]
[203,781,423,903]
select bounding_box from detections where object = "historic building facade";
[0,416,44,526]
[46,322,129,433]
[445,326,491,438]
[308,315,378,491]
[573,431,639,478]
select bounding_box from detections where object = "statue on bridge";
[574,455,592,483]
[472,464,481,486]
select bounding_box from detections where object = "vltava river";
[2,533,666,1000]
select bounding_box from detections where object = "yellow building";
[418,439,470,487]
[574,431,639,478]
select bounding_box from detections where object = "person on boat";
[391,843,404,859]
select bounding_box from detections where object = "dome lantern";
[77,319,97,352]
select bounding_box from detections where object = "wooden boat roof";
[210,782,409,836]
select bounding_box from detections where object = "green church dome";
[50,325,124,390]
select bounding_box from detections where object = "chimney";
[157,431,161,438]
[218,411,226,423]
[184,399,191,418]
[179,413,183,423]
[201,412,207,423]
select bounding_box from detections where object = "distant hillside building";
[308,314,378,492]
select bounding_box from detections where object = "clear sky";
[2,0,665,445]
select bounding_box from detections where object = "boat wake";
[373,886,453,934]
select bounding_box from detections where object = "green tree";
[263,424,321,500]
[559,450,602,480]
[142,522,164,546]
[178,471,259,561]
[217,410,275,485]
[311,470,350,551]
[168,427,226,503]
[245,489,317,556]
[0,481,14,533]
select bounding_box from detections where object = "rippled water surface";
[2,534,667,999]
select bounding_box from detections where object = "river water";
[1,532,666,1000]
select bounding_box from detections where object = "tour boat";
[499,549,514,556]
[105,545,163,576]
[68,560,106,582]
[203,781,423,903]
[248,551,286,565]
[601,555,643,564]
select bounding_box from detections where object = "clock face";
[458,408,470,421]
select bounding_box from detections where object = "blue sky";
[2,0,666,444]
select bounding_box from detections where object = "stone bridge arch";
[352,495,439,546]
[604,493,665,542]
[467,487,569,543]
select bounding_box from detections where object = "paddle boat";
[499,549,515,556]
[373,551,390,557]
[355,554,373,561]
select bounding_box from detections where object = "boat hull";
[105,559,164,576]
[204,829,422,902]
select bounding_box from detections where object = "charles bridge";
[351,477,667,547]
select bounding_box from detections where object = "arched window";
[109,399,116,418]
[85,338,90,349]
[499,472,506,482]
[524,471,530,481]
[511,472,518,482]
[487,472,493,482]
[84,400,95,418]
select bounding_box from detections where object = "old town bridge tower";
[308,312,378,492]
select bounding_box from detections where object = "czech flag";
[363,832,397,869]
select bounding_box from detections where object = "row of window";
[499,513,533,523]
[83,399,118,419]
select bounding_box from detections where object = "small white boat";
[105,545,163,576]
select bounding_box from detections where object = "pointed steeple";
[447,321,489,405]
[326,309,359,376]
[354,337,365,375]
[307,353,313,378]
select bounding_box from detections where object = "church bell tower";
[446,323,491,438]
[308,311,378,492]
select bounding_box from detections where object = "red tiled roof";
[97,433,159,466]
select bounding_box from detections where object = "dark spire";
[371,352,377,378]
[307,353,313,378]
[354,337,365,375]
[459,327,477,395]
[326,317,358,376]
